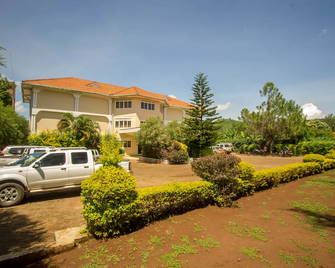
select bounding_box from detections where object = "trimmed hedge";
[302,154,325,163]
[324,159,335,170]
[252,162,322,190]
[301,140,335,155]
[325,149,335,160]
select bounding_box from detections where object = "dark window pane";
[9,148,24,155]
[128,121,131,127]
[40,153,65,167]
[148,103,152,110]
[116,102,119,108]
[152,104,155,111]
[115,121,119,128]
[124,101,128,108]
[141,102,144,109]
[120,102,124,108]
[128,101,132,108]
[120,121,124,128]
[145,103,148,109]
[71,152,88,164]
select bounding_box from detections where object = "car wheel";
[0,183,25,207]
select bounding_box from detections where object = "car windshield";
[20,153,45,167]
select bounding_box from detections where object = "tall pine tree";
[184,73,221,157]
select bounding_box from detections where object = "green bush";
[201,147,214,156]
[236,161,256,195]
[253,162,322,190]
[166,149,189,164]
[191,154,242,206]
[288,144,296,155]
[247,144,255,152]
[301,140,335,155]
[240,144,248,154]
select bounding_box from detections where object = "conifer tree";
[184,73,221,157]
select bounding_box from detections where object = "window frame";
[115,100,132,109]
[122,140,132,148]
[71,152,88,165]
[141,101,155,111]
[115,119,132,129]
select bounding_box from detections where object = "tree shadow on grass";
[289,208,335,229]
[0,208,47,256]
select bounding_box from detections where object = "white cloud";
[168,95,176,98]
[15,101,28,113]
[302,103,325,119]
[322,29,328,35]
[216,102,231,111]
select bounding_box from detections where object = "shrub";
[166,149,189,164]
[324,159,335,170]
[295,143,303,155]
[301,140,335,155]
[137,181,215,220]
[240,144,248,154]
[201,147,214,156]
[253,162,322,190]
[302,154,325,164]
[191,154,242,206]
[81,134,137,237]
[237,161,256,195]
[288,144,296,155]
[247,144,255,152]
[325,149,335,159]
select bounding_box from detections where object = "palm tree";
[57,113,100,148]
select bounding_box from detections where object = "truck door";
[27,152,68,190]
[67,151,93,185]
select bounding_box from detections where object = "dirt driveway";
[0,154,303,256]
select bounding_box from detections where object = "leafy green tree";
[0,101,29,145]
[323,113,335,132]
[57,112,101,148]
[239,82,306,153]
[184,73,221,157]
[163,120,185,142]
[305,119,332,140]
[134,116,169,158]
[0,76,15,106]
[0,46,7,69]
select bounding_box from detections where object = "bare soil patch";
[35,170,335,268]
[0,154,304,257]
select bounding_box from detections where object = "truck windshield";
[20,154,45,167]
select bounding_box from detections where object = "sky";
[1,0,334,120]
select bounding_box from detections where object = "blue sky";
[1,0,334,120]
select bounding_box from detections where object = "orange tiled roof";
[22,77,191,108]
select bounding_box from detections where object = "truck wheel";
[0,183,25,207]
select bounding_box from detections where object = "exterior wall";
[120,134,137,155]
[166,108,183,122]
[114,113,139,132]
[36,111,63,132]
[114,98,163,124]
[37,89,75,111]
[79,95,109,115]
[83,115,109,134]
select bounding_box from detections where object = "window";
[71,152,88,164]
[40,153,66,167]
[8,148,25,155]
[115,119,132,129]
[140,120,145,124]
[141,101,155,111]
[123,141,131,148]
[116,100,132,109]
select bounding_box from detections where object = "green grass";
[290,239,318,253]
[239,247,271,263]
[327,246,335,253]
[261,215,271,220]
[279,251,296,265]
[258,202,267,206]
[225,222,270,242]
[288,198,335,215]
[301,254,318,268]
[149,235,165,246]
[193,236,221,252]
[193,223,208,232]
[277,219,287,226]
[235,214,244,217]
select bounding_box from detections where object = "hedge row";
[82,153,335,237]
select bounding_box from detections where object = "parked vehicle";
[0,149,131,207]
[0,146,55,167]
[4,153,43,167]
[211,143,234,154]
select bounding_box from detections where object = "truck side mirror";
[33,162,41,168]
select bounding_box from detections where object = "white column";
[32,88,40,108]
[73,94,81,111]
[109,99,113,133]
[31,114,36,133]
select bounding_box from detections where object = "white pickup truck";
[0,149,131,207]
